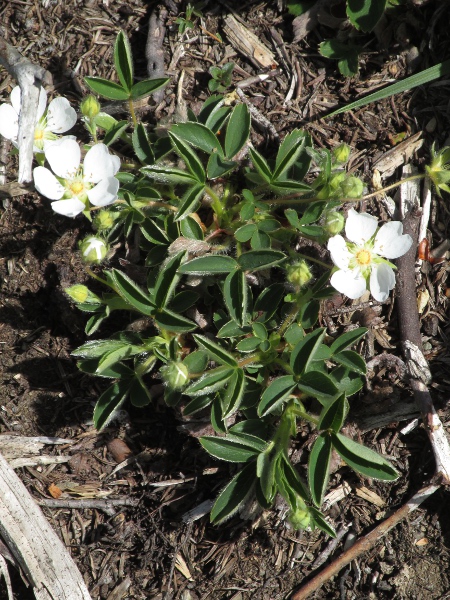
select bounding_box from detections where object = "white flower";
[80,236,108,264]
[33,138,120,217]
[327,208,413,302]
[0,86,77,152]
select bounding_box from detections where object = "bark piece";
[0,452,91,599]
[223,15,277,69]
[146,9,167,104]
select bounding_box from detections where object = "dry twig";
[290,484,440,600]
[0,34,52,183]
[146,9,167,104]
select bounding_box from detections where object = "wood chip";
[355,486,386,508]
[223,15,277,69]
[175,553,193,580]
[372,132,423,179]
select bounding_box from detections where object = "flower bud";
[288,506,311,530]
[80,95,101,120]
[65,284,89,303]
[323,211,344,236]
[79,236,108,264]
[286,260,312,288]
[93,210,117,231]
[340,175,363,198]
[160,362,190,390]
[333,143,351,164]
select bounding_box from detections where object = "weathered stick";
[146,9,167,104]
[0,452,92,599]
[290,484,440,600]
[396,177,450,483]
[0,35,52,183]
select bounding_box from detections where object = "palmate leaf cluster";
[68,32,398,537]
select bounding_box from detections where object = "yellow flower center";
[70,181,85,195]
[34,129,44,141]
[356,249,372,266]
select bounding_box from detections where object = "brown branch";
[290,484,440,600]
[38,497,139,517]
[146,9,167,104]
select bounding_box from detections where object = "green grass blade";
[327,59,450,117]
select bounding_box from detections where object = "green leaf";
[154,308,196,332]
[333,350,367,375]
[218,321,250,338]
[225,103,250,159]
[94,112,118,131]
[237,250,286,272]
[269,180,311,195]
[299,299,320,329]
[183,350,209,374]
[234,223,257,242]
[331,432,399,480]
[210,462,256,524]
[96,345,137,374]
[224,269,248,327]
[290,328,325,375]
[141,164,199,186]
[347,0,386,32]
[200,434,265,463]
[185,366,235,397]
[253,283,285,322]
[252,322,267,340]
[297,370,339,400]
[84,77,129,101]
[103,120,129,146]
[318,394,349,433]
[180,215,204,240]
[71,339,131,360]
[169,132,206,183]
[308,433,332,506]
[248,147,272,182]
[205,106,231,133]
[174,184,204,221]
[170,122,223,155]
[329,366,364,397]
[211,395,227,433]
[207,153,237,179]
[299,201,328,225]
[131,78,169,100]
[258,375,297,417]
[193,334,238,367]
[183,394,214,416]
[273,129,307,180]
[129,375,153,407]
[276,454,310,505]
[229,419,269,439]
[140,219,170,245]
[330,327,367,355]
[77,358,133,379]
[109,269,155,316]
[309,506,336,537]
[153,251,186,309]
[132,123,154,164]
[257,453,277,503]
[178,255,238,275]
[114,31,133,91]
[222,368,246,418]
[328,59,450,117]
[93,380,130,430]
[236,337,261,353]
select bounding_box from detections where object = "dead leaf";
[48,483,62,499]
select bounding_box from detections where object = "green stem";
[128,98,138,127]
[278,303,300,337]
[294,252,332,270]
[205,186,224,221]
[361,173,425,201]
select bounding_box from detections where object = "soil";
[1,0,450,599]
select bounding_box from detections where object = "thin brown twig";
[290,484,440,600]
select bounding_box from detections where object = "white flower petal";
[87,177,119,207]
[46,97,77,133]
[0,104,19,141]
[51,198,86,217]
[373,221,413,259]
[10,86,47,119]
[45,138,81,178]
[83,144,120,183]
[327,235,352,269]
[330,268,367,299]
[345,208,378,245]
[33,166,65,200]
[369,263,396,302]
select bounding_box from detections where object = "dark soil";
[1,1,450,599]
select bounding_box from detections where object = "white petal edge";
[327,235,352,269]
[345,208,378,245]
[369,263,396,302]
[45,138,81,178]
[51,198,86,217]
[87,177,119,207]
[33,166,65,200]
[373,221,413,259]
[46,97,77,133]
[0,104,19,141]
[330,268,367,299]
[83,144,120,183]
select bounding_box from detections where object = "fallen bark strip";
[0,35,52,183]
[290,484,440,600]
[38,497,139,517]
[0,452,92,600]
